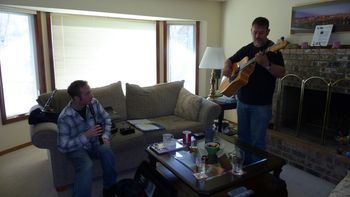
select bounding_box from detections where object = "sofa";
[30,80,221,190]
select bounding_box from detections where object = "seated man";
[57,80,117,197]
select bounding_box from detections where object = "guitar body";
[218,38,289,97]
[219,57,255,96]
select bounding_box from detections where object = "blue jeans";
[237,99,272,150]
[66,144,117,197]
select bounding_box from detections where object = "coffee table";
[146,133,287,196]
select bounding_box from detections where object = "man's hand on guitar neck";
[255,51,270,70]
[255,51,286,78]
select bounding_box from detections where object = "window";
[166,23,197,94]
[50,14,157,89]
[0,10,44,124]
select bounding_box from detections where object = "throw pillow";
[93,81,127,121]
[126,80,184,119]
[174,88,202,121]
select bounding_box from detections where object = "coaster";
[193,172,208,180]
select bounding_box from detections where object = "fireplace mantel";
[281,48,349,81]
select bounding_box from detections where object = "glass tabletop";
[173,136,267,180]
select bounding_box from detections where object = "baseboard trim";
[0,142,32,156]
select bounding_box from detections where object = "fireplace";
[273,48,350,146]
[267,48,350,183]
[275,79,350,146]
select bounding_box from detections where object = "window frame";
[0,10,46,125]
[163,21,200,94]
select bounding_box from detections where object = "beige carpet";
[0,145,335,197]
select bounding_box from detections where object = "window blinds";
[51,13,157,89]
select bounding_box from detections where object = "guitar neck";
[239,46,272,70]
[239,58,256,70]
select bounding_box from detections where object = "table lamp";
[199,47,226,100]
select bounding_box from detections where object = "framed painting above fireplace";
[291,0,350,34]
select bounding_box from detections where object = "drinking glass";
[195,155,206,177]
[162,133,174,148]
[228,147,245,175]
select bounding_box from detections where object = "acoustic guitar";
[219,38,289,97]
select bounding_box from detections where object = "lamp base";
[206,69,222,100]
[207,92,222,101]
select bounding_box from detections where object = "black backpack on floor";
[115,161,176,197]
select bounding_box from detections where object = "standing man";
[57,80,117,197]
[223,17,285,149]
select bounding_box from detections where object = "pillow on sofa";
[174,88,202,121]
[126,81,184,119]
[93,82,127,120]
[37,82,126,120]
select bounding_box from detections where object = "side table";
[211,95,237,132]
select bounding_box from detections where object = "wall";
[0,0,224,152]
[222,0,350,123]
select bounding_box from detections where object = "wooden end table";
[211,95,237,132]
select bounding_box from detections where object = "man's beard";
[253,39,265,47]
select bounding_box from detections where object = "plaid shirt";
[57,98,111,153]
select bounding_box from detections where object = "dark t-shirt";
[75,106,87,120]
[229,40,284,105]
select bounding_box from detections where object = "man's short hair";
[67,80,88,98]
[252,17,269,29]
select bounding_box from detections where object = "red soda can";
[182,130,192,145]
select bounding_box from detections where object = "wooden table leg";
[217,108,224,132]
[148,151,157,168]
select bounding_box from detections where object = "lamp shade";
[199,47,226,69]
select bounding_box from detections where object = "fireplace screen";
[275,74,350,146]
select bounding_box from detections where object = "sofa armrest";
[30,122,58,150]
[198,98,221,126]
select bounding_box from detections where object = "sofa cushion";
[37,82,126,120]
[143,115,205,144]
[174,88,202,121]
[126,81,184,119]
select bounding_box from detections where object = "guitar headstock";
[268,37,289,52]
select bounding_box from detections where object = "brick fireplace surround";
[267,47,350,184]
